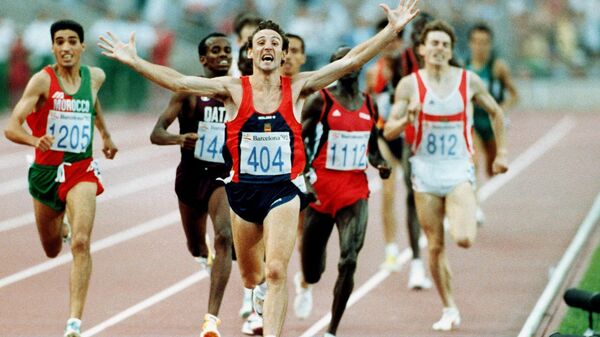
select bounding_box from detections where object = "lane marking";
[517,192,600,337]
[0,211,180,288]
[298,116,577,337]
[82,271,209,337]
[0,168,173,233]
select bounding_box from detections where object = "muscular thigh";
[335,199,369,254]
[445,182,476,238]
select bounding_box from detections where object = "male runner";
[465,23,519,224]
[298,46,391,337]
[149,32,233,337]
[4,20,117,337]
[384,20,508,331]
[98,2,419,335]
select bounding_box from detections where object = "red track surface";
[1,110,599,337]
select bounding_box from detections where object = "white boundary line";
[0,211,180,288]
[298,116,577,337]
[0,168,173,233]
[82,271,209,337]
[517,192,600,337]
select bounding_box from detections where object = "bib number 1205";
[46,110,91,153]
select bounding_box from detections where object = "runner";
[98,3,419,335]
[465,23,519,225]
[4,19,118,337]
[149,32,233,337]
[298,46,391,337]
[383,20,508,331]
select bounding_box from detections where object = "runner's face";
[420,31,452,66]
[282,37,305,76]
[201,37,232,76]
[250,29,283,72]
[52,30,84,68]
[469,30,492,62]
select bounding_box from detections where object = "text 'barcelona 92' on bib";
[326,130,369,171]
[240,132,292,175]
[46,110,92,153]
[194,121,225,163]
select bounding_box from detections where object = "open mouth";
[261,55,274,62]
[218,59,230,66]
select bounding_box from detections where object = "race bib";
[326,130,369,171]
[240,132,292,175]
[421,122,465,159]
[46,110,92,153]
[194,121,225,163]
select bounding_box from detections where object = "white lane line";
[82,271,209,337]
[298,115,577,337]
[0,168,173,233]
[518,192,600,337]
[0,144,167,197]
[0,211,180,289]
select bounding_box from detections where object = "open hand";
[380,0,420,33]
[98,32,138,66]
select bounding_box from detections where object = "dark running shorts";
[473,107,495,142]
[175,161,229,212]
[225,180,308,224]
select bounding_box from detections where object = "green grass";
[557,241,600,335]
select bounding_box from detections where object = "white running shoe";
[239,289,253,319]
[62,221,72,245]
[195,255,213,275]
[252,285,265,316]
[63,319,81,337]
[432,307,461,331]
[379,253,402,272]
[293,272,313,319]
[199,314,221,337]
[241,312,263,336]
[407,259,432,290]
[476,207,486,226]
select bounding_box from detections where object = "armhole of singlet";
[364,93,378,120]
[239,76,252,118]
[414,71,426,104]
[319,88,331,121]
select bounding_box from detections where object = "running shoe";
[432,307,461,331]
[252,285,265,316]
[62,221,72,245]
[407,259,432,290]
[200,313,221,337]
[241,312,263,336]
[293,272,313,319]
[379,253,402,272]
[63,319,81,337]
[239,288,253,319]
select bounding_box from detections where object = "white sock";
[324,333,336,337]
[66,318,81,329]
[385,243,399,257]
[243,287,253,299]
[256,281,267,295]
[204,313,219,323]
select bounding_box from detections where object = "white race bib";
[240,132,292,175]
[46,110,92,153]
[420,122,465,159]
[194,121,225,163]
[325,130,369,171]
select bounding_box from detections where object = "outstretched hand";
[97,32,138,66]
[380,0,420,33]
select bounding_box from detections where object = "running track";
[1,110,599,337]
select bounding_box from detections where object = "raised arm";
[471,72,508,174]
[150,93,198,150]
[298,0,419,96]
[383,75,415,140]
[4,71,53,151]
[98,32,230,99]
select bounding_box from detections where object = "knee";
[70,234,91,255]
[213,227,232,252]
[455,236,474,249]
[265,260,287,286]
[338,252,358,275]
[428,243,444,258]
[42,242,61,258]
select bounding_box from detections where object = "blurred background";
[1,0,599,113]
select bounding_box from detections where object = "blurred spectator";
[23,12,54,74]
[8,34,30,109]
[151,20,174,66]
[0,16,16,111]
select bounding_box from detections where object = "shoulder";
[28,69,52,93]
[492,58,510,78]
[88,66,106,85]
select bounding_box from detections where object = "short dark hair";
[50,20,84,43]
[197,32,228,57]
[234,13,263,38]
[247,20,289,52]
[468,23,494,40]
[286,33,305,53]
[420,19,456,48]
[238,42,253,75]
